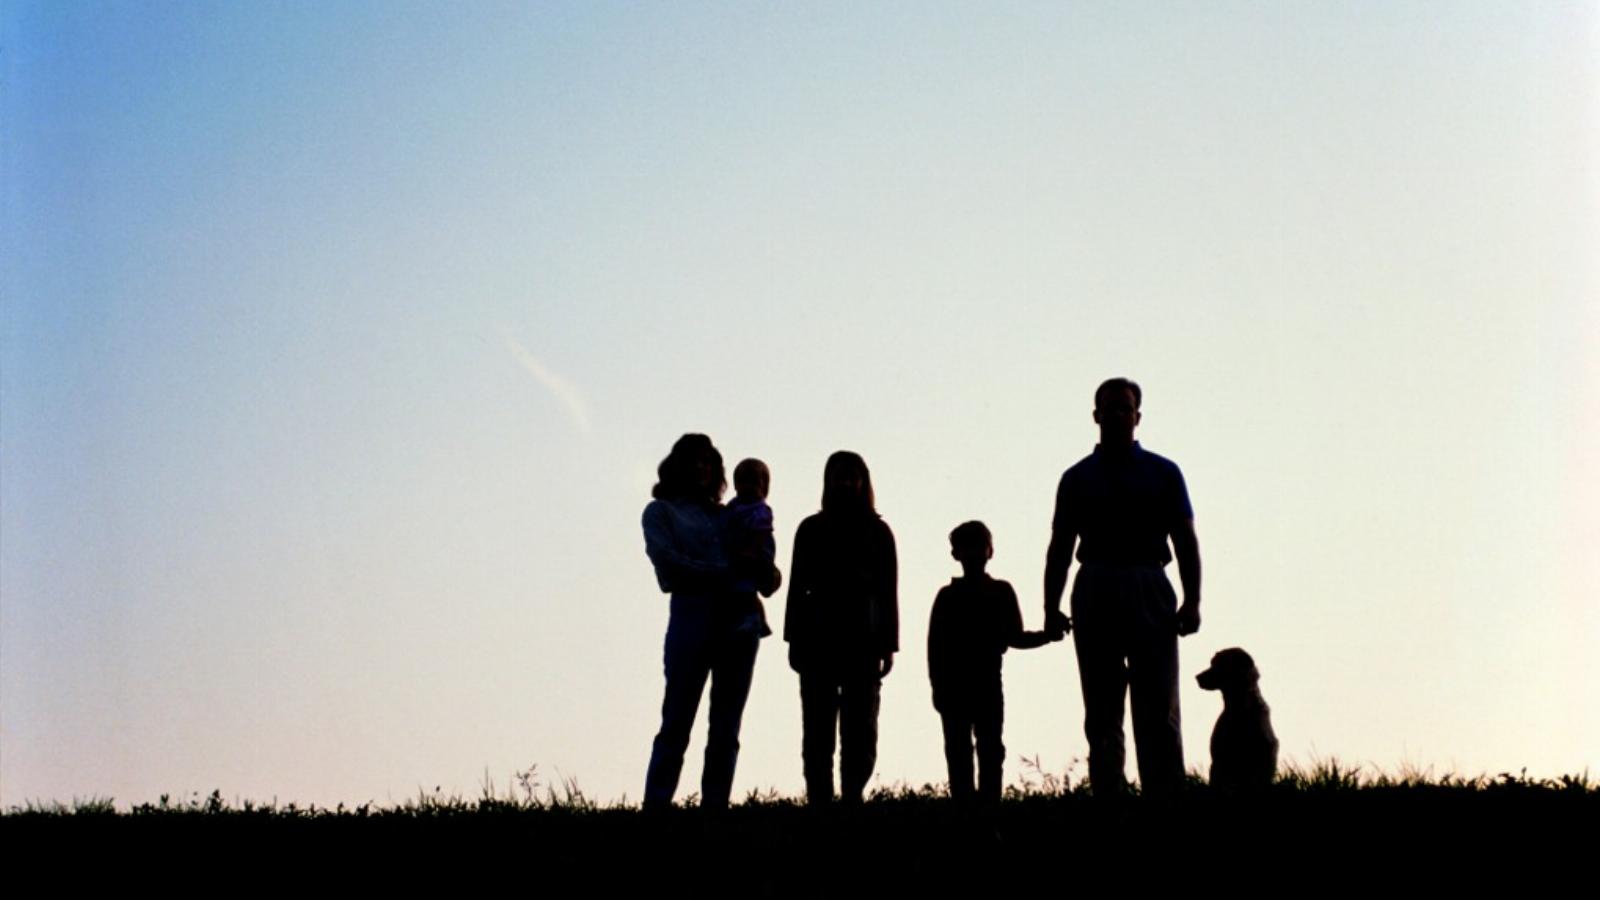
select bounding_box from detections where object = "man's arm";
[1043,530,1076,635]
[1044,471,1076,635]
[1171,517,1201,636]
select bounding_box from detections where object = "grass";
[4,758,1593,817]
[5,760,1591,889]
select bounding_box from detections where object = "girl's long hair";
[820,450,876,515]
[652,433,726,504]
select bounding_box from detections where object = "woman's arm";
[877,521,899,673]
[642,501,727,594]
[784,518,815,672]
[783,517,812,642]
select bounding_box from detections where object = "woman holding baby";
[640,433,776,810]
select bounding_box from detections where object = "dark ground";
[5,775,1593,892]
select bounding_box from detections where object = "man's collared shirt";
[1052,442,1193,566]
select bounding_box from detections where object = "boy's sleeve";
[1002,582,1024,643]
[1003,581,1052,649]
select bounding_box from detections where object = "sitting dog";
[1196,648,1279,791]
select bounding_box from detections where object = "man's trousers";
[1070,563,1185,796]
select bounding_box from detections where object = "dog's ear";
[1219,648,1260,686]
[1236,656,1261,686]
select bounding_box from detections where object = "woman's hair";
[652,433,726,503]
[820,450,876,515]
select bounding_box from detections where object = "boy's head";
[949,520,993,567]
[733,458,770,501]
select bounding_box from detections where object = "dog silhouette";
[1196,648,1278,791]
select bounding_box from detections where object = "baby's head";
[949,520,993,570]
[733,458,770,502]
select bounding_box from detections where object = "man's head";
[733,458,770,501]
[1092,377,1142,448]
[949,520,993,570]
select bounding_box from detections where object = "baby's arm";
[750,503,776,559]
[749,501,774,534]
[754,503,780,596]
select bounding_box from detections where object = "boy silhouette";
[928,521,1064,803]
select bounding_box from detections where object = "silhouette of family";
[641,378,1206,809]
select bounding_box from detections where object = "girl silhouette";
[783,450,899,804]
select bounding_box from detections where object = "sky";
[2,1,1596,808]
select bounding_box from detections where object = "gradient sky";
[3,1,1596,808]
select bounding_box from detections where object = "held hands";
[1175,601,1201,636]
[1045,609,1073,641]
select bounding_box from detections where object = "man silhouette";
[1044,378,1201,797]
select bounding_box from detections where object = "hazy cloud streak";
[503,335,593,435]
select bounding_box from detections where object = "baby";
[725,458,778,637]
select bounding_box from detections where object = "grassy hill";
[5,763,1591,890]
